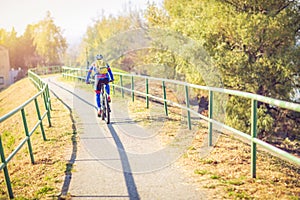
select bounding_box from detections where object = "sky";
[0,0,163,44]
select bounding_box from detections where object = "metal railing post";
[46,84,52,111]
[21,109,35,164]
[0,136,14,199]
[76,69,79,82]
[39,79,43,90]
[146,78,149,109]
[185,85,191,130]
[34,98,47,141]
[163,81,168,116]
[71,69,73,80]
[131,76,135,102]
[251,99,258,178]
[208,90,213,146]
[120,75,124,98]
[43,91,52,127]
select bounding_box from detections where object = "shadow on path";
[49,88,78,199]
[107,124,140,200]
[49,79,96,110]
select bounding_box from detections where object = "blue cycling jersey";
[86,61,114,110]
[86,63,114,89]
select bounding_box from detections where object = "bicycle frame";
[100,83,110,124]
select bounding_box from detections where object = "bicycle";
[99,82,111,124]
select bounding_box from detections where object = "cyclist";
[86,54,114,116]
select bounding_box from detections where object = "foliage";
[77,10,145,67]
[0,11,67,69]
[32,11,67,66]
[144,0,300,138]
[20,25,39,68]
[0,28,25,69]
[78,0,299,137]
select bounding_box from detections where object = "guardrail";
[0,70,52,199]
[30,65,62,75]
[62,66,300,178]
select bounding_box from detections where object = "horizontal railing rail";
[62,66,300,178]
[0,70,52,199]
[30,65,62,76]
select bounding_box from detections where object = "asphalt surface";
[46,76,207,200]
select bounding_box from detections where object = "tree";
[20,25,39,69]
[32,11,67,66]
[0,28,19,68]
[78,8,146,67]
[145,0,300,137]
[0,12,67,69]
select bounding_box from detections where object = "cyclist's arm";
[106,63,114,81]
[86,65,94,83]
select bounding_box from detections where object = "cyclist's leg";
[95,78,102,115]
[95,91,101,109]
[105,83,110,95]
[95,91,102,116]
[95,90,101,115]
[105,83,111,102]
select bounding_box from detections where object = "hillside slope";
[0,77,73,199]
[0,78,37,116]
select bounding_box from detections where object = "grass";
[125,92,300,200]
[0,78,37,115]
[0,78,74,199]
[194,169,209,175]
[224,178,245,186]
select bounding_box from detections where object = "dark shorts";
[96,78,109,91]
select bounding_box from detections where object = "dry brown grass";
[183,132,300,200]
[0,78,74,199]
[127,95,300,200]
[0,79,37,115]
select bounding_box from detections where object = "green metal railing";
[0,70,52,199]
[62,66,300,178]
[30,65,62,75]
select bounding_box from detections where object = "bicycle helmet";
[96,54,103,60]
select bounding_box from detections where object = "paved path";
[46,76,207,200]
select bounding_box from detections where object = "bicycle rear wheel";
[104,94,110,124]
[101,97,105,120]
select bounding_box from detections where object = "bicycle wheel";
[104,94,110,124]
[101,93,105,120]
